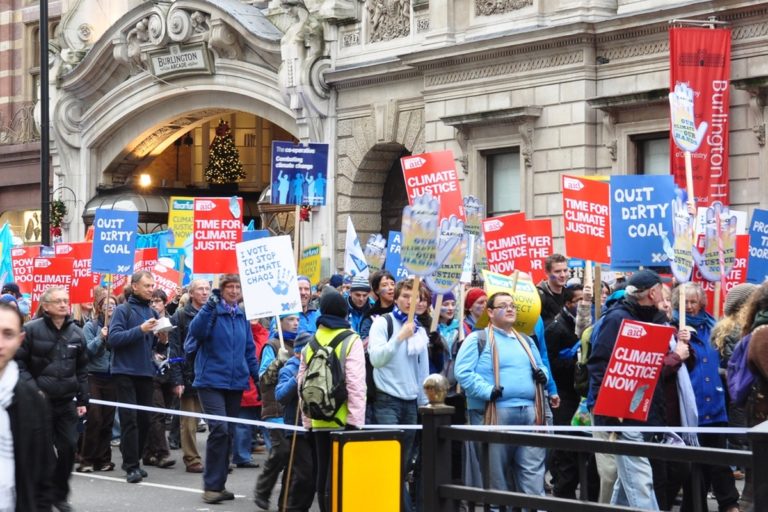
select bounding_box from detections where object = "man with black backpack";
[298,287,365,512]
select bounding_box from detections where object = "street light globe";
[139,174,152,187]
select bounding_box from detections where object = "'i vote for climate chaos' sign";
[609,175,674,268]
[193,197,242,274]
[237,235,301,319]
[92,209,139,274]
[54,242,97,304]
[31,257,74,312]
[593,319,675,422]
[10,245,40,294]
[401,150,465,223]
[562,175,611,264]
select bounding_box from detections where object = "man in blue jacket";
[109,271,168,484]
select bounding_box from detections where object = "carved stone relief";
[367,0,411,43]
[475,0,533,17]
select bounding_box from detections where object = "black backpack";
[300,329,355,425]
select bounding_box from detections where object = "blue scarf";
[223,301,240,316]
[674,309,715,343]
[283,330,297,342]
[392,306,421,330]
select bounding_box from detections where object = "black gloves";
[206,289,221,308]
[532,368,548,385]
[489,386,504,401]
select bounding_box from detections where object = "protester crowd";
[1,258,767,512]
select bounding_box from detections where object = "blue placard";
[747,208,768,284]
[384,231,409,280]
[271,141,329,206]
[609,175,675,268]
[92,209,138,274]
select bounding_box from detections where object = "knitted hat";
[293,332,312,353]
[1,282,20,298]
[627,270,661,292]
[724,283,757,317]
[434,290,456,307]
[329,274,344,288]
[350,274,371,293]
[0,294,18,307]
[464,288,487,311]
[297,275,311,285]
[219,274,240,289]
[319,287,349,318]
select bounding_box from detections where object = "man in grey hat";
[347,274,372,335]
[587,269,668,509]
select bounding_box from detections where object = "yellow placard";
[298,244,322,285]
[167,196,194,248]
[476,269,542,335]
[338,439,401,512]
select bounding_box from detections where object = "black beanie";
[319,287,349,318]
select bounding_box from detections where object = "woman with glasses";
[79,292,118,473]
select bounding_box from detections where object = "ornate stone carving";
[279,1,331,141]
[475,0,533,16]
[148,13,166,45]
[518,121,534,169]
[748,93,767,147]
[341,30,360,47]
[425,51,584,87]
[416,16,430,33]
[0,103,39,145]
[602,111,618,161]
[209,19,242,59]
[367,0,410,43]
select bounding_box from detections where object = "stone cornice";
[324,58,421,89]
[441,107,542,128]
[587,89,669,112]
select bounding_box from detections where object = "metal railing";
[421,406,768,511]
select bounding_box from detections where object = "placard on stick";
[92,209,139,274]
[237,235,301,320]
[593,319,674,421]
[193,197,243,274]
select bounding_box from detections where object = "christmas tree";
[204,120,245,184]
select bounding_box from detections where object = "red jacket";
[241,322,269,407]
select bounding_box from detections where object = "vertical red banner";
[562,175,611,264]
[669,27,731,206]
[55,242,97,304]
[110,247,160,297]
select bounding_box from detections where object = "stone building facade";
[7,0,766,271]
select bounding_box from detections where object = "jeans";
[373,391,418,512]
[197,388,242,491]
[232,406,260,464]
[113,375,154,472]
[611,430,659,510]
[469,407,546,512]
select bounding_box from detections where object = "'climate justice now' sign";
[593,319,674,421]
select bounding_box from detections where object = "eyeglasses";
[491,303,516,311]
[45,298,70,305]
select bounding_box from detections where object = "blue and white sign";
[92,209,139,274]
[609,175,675,268]
[747,209,768,284]
[271,141,329,206]
[384,231,409,281]
[237,235,301,320]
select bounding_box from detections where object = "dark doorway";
[379,148,410,238]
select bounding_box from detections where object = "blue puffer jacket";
[675,310,727,425]
[188,299,259,390]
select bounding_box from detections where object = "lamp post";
[40,0,50,246]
